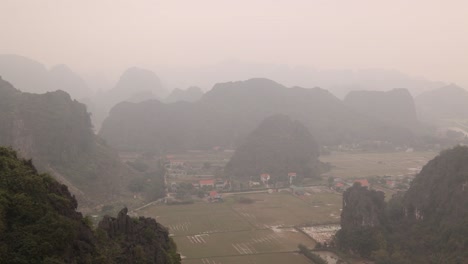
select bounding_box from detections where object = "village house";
[260,173,271,185]
[215,179,228,190]
[288,172,297,185]
[209,191,223,202]
[199,179,215,188]
[354,179,370,188]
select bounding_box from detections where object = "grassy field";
[320,150,437,179]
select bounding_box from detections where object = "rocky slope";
[0,147,180,264]
[0,76,138,210]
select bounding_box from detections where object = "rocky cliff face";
[98,208,180,264]
[0,77,138,211]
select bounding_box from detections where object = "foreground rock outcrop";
[99,208,180,264]
[336,146,468,263]
[0,147,180,264]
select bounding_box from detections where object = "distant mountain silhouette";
[415,84,468,121]
[0,54,50,93]
[0,54,91,99]
[88,67,167,130]
[344,88,419,129]
[108,67,167,102]
[165,86,203,103]
[99,78,415,152]
[49,64,91,99]
[224,115,323,182]
[158,61,445,98]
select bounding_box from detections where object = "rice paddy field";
[139,190,340,263]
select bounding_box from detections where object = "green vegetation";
[0,147,180,264]
[335,146,468,263]
[0,147,96,263]
[128,170,166,202]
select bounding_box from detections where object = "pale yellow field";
[320,151,437,178]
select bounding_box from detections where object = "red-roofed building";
[354,179,370,187]
[260,174,271,184]
[209,191,222,202]
[199,179,215,188]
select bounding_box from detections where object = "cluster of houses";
[192,178,229,190]
[248,172,297,188]
[165,159,189,178]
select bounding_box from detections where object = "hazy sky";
[1,0,467,87]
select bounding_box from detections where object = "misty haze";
[0,1,467,263]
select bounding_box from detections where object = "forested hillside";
[336,146,468,263]
[0,147,180,264]
[224,115,325,182]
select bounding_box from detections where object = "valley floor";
[129,150,438,263]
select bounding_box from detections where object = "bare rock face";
[98,208,181,264]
